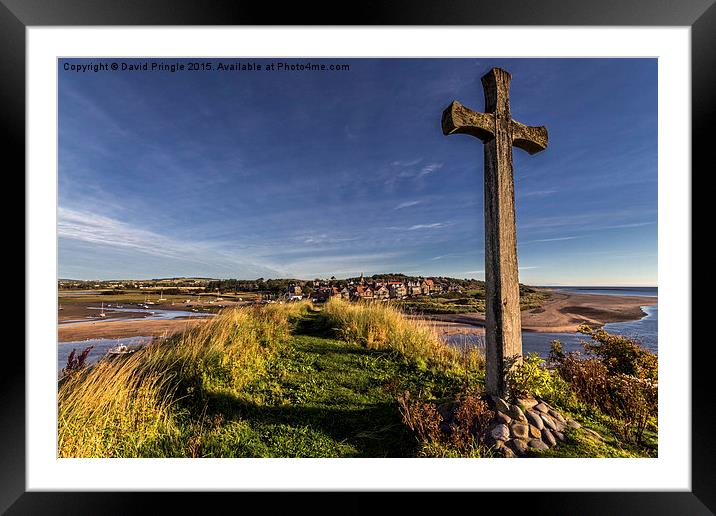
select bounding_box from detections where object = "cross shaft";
[442,67,548,397]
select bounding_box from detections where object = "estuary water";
[58,335,153,375]
[444,288,658,358]
[57,307,215,375]
[59,306,214,326]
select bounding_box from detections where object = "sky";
[58,58,657,286]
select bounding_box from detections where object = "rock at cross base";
[542,428,557,447]
[510,438,529,456]
[517,398,539,411]
[540,413,557,431]
[548,409,566,423]
[511,422,530,439]
[567,419,582,429]
[534,402,549,413]
[525,410,544,430]
[501,446,516,459]
[529,439,549,450]
[490,424,510,442]
[495,412,512,425]
[493,397,510,413]
[509,404,527,422]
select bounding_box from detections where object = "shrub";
[550,350,611,409]
[549,333,658,445]
[504,352,575,407]
[446,395,494,452]
[397,390,442,444]
[577,325,657,380]
[62,345,94,377]
[397,391,493,457]
[607,374,657,444]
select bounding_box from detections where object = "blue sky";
[58,58,657,285]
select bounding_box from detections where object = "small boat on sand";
[107,344,137,355]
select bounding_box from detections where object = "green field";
[397,286,549,315]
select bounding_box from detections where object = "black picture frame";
[6,1,707,513]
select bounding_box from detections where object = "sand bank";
[414,290,657,335]
[58,317,210,342]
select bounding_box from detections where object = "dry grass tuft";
[58,302,311,457]
[322,297,484,374]
[397,391,494,457]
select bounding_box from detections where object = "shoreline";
[413,289,657,337]
[57,289,656,342]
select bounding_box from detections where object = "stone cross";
[441,67,548,397]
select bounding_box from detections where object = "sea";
[544,286,657,298]
[444,286,658,357]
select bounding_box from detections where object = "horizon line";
[57,275,658,288]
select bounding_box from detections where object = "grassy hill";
[58,301,656,458]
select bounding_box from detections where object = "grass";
[525,402,658,458]
[58,301,481,457]
[58,302,305,457]
[396,287,549,315]
[323,297,484,375]
[58,298,656,459]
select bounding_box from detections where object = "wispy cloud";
[598,221,656,230]
[520,189,557,198]
[391,158,423,167]
[408,223,445,230]
[518,210,657,232]
[387,160,443,182]
[418,163,443,177]
[394,200,421,210]
[387,221,453,232]
[524,236,581,244]
[58,207,282,276]
[431,253,463,261]
[299,234,360,245]
[465,265,538,275]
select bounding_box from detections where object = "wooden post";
[441,67,548,397]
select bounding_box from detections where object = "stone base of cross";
[442,67,548,397]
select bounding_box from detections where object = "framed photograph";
[8,0,708,512]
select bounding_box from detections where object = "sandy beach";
[58,317,210,342]
[414,289,657,337]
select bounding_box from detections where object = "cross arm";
[511,120,548,155]
[441,100,495,142]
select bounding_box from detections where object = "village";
[286,274,464,303]
[59,274,472,305]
